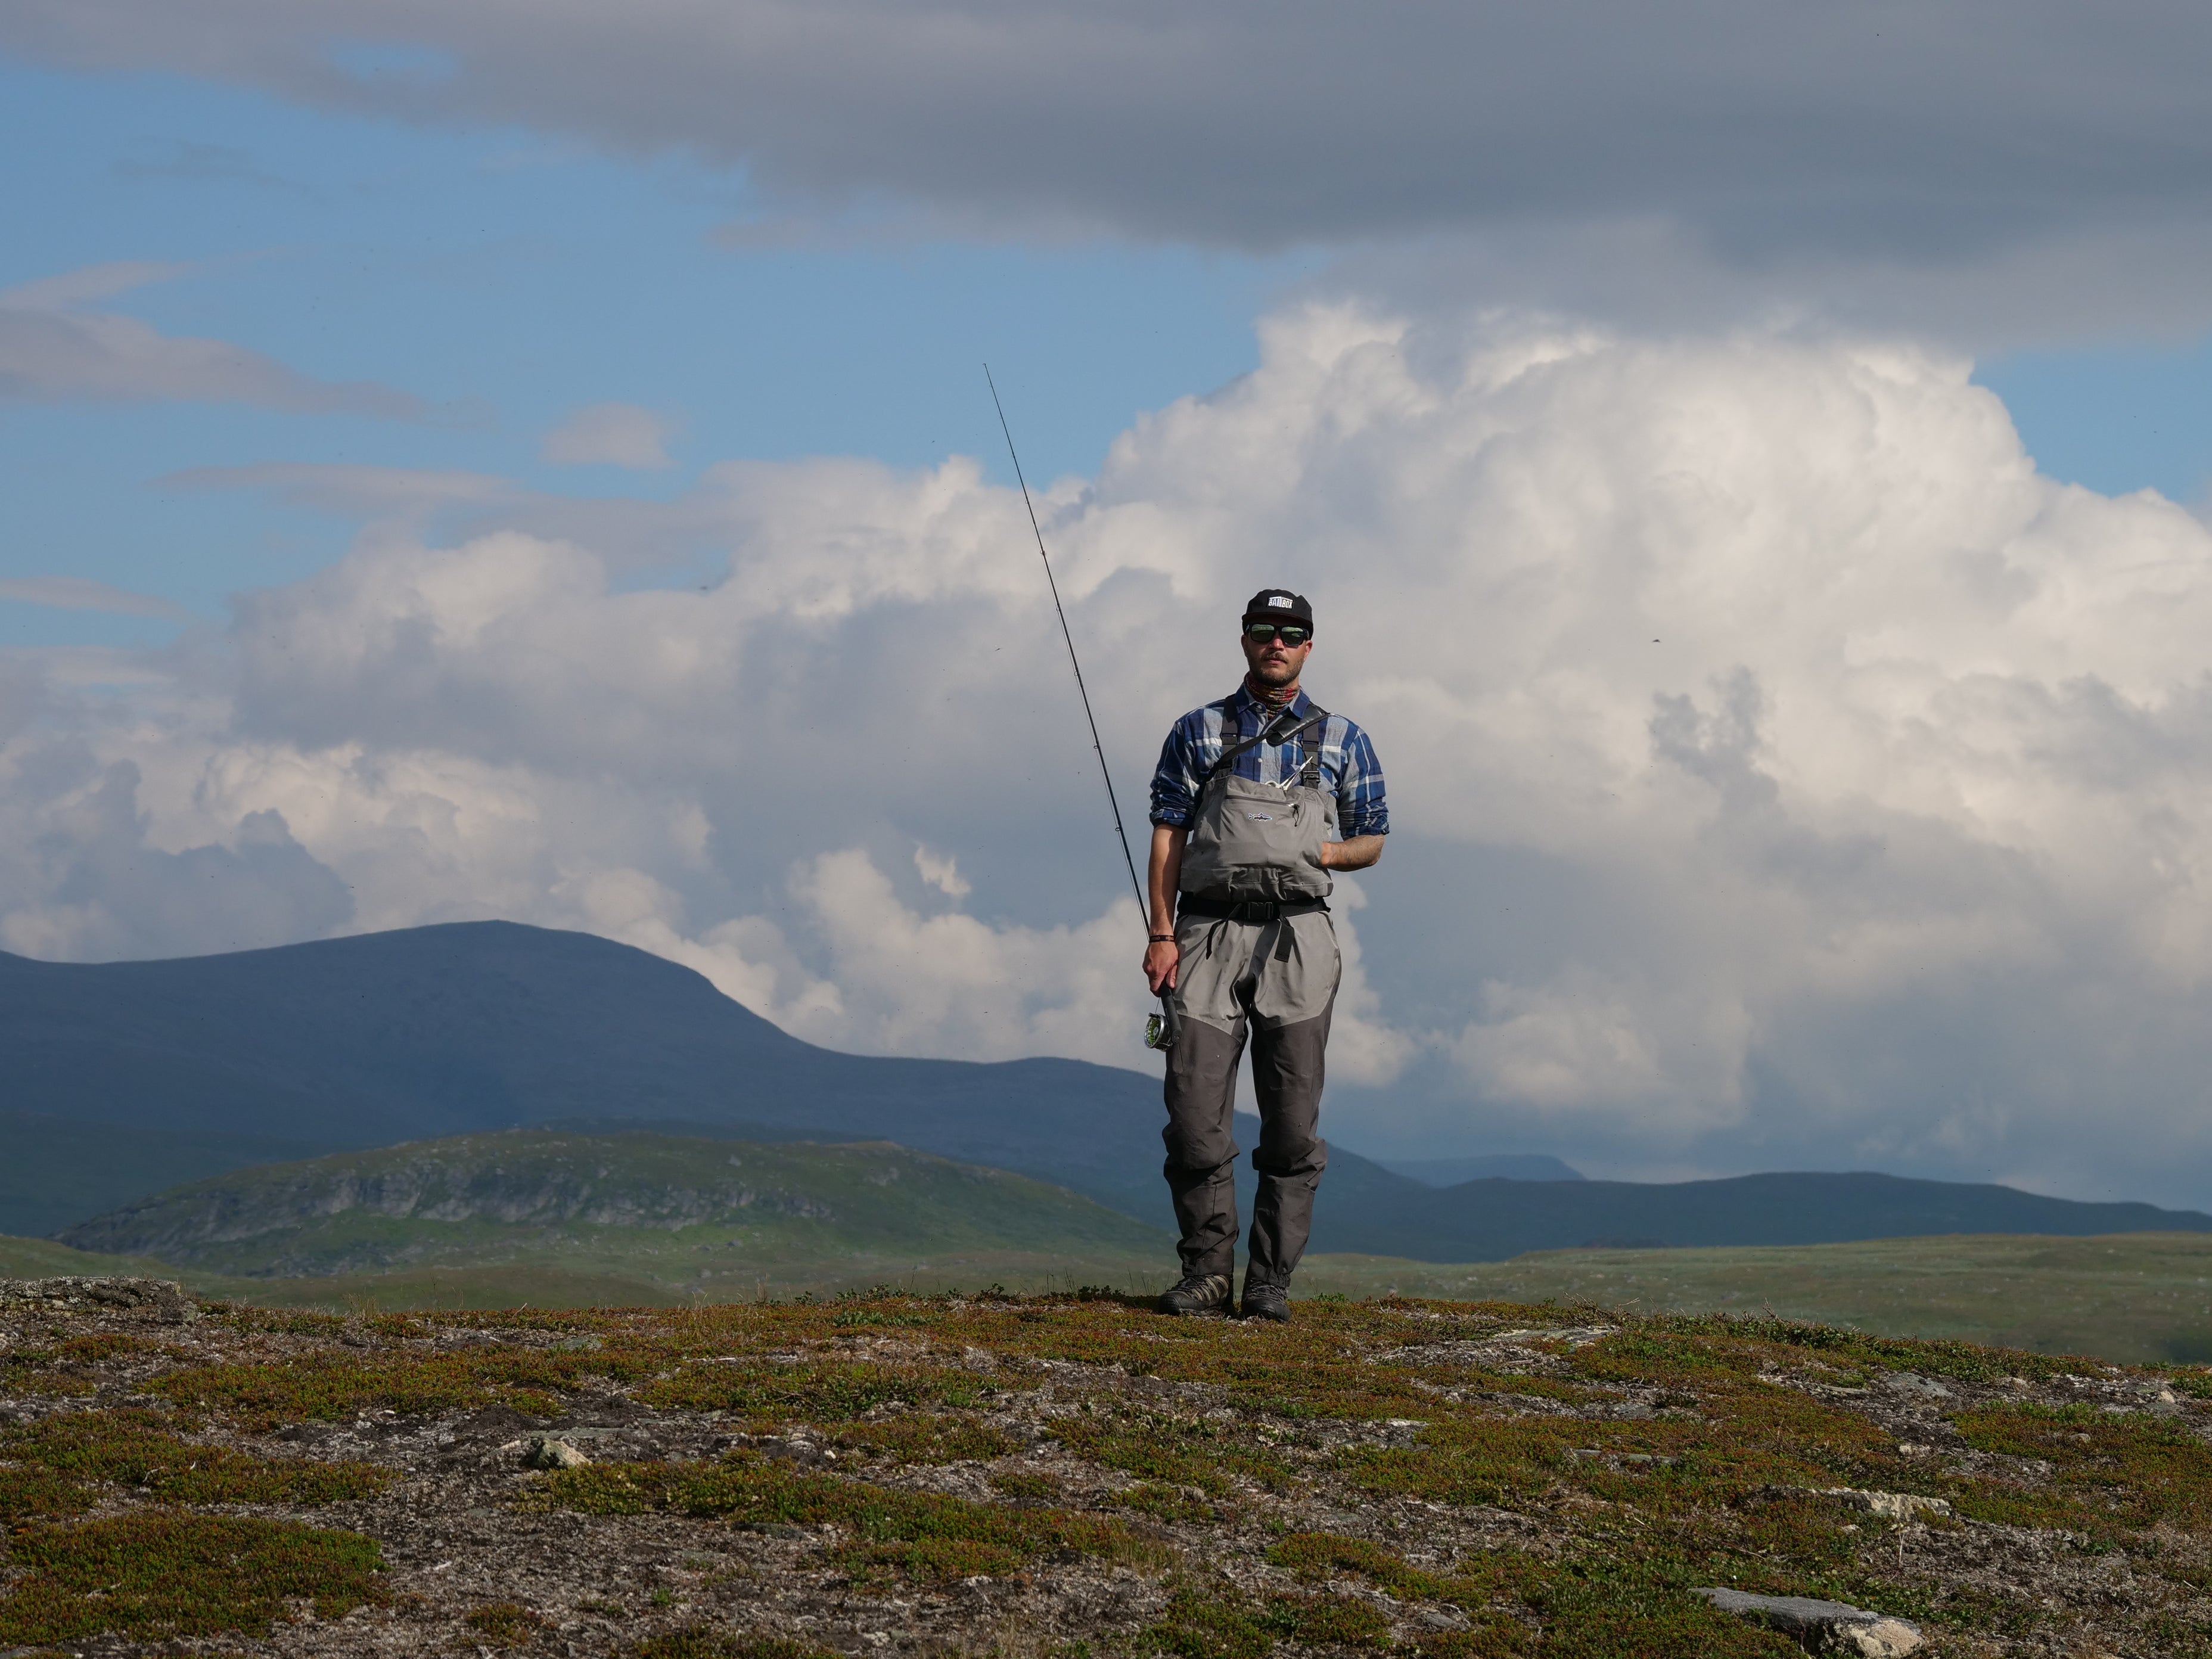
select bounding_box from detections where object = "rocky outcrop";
[57,1133,874,1260]
[0,1276,196,1323]
[1694,1588,1923,1655]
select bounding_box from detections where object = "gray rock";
[1818,1487,1952,1521]
[0,1276,196,1324]
[1694,1588,1924,1656]
[1880,1371,1952,1400]
[519,1435,591,1470]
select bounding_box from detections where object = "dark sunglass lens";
[1279,627,1309,644]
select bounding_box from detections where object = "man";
[1144,590,1388,1321]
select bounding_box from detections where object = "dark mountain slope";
[8,921,2209,1259]
[0,921,1400,1235]
[0,1111,322,1240]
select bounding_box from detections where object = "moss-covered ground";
[5,1282,2212,1655]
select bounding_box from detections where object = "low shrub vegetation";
[13,1285,2212,1654]
[0,1513,384,1644]
[2,1407,393,1505]
[538,1453,1138,1584]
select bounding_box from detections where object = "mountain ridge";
[8,920,2210,1260]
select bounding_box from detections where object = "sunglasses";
[1244,622,1311,645]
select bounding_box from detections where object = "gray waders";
[1163,706,1341,1288]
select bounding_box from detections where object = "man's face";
[1240,619,1314,688]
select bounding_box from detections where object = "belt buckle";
[1231,899,1274,924]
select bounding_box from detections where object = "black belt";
[1176,894,1329,924]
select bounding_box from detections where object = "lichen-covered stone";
[1693,1587,1924,1655]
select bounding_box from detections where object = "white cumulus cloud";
[8,301,2212,1205]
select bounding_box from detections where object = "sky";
[7,4,2212,1207]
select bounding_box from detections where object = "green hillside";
[1294,1230,2212,1364]
[52,1130,1174,1295]
[0,1233,184,1282]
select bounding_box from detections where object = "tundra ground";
[2,1279,2207,1657]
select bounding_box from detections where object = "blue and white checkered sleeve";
[1336,722,1388,837]
[1150,711,1207,828]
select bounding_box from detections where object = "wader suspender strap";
[1195,702,1331,965]
[1297,713,1326,790]
[1198,702,1331,794]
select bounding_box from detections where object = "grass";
[153,1341,643,1427]
[1296,1230,2212,1363]
[630,1633,841,1659]
[829,1412,1023,1464]
[0,1232,185,1281]
[0,1513,384,1644]
[1138,1582,1398,1658]
[1949,1400,2212,1534]
[0,1332,181,1398]
[26,1221,2212,1366]
[1048,1410,1298,1495]
[1,1406,393,1505]
[465,1601,552,1646]
[639,1356,999,1418]
[536,1453,1147,1584]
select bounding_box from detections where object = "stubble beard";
[1245,651,1303,703]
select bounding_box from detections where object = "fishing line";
[984,365,1176,1049]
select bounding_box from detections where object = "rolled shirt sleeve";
[1334,720,1388,838]
[1149,708,1210,828]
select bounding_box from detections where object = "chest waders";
[1161,704,1343,1292]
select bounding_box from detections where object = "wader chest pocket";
[1179,706,1335,905]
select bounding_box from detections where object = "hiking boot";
[1241,1281,1291,1322]
[1156,1272,1232,1316]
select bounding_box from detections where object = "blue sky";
[0,56,1295,647]
[1978,342,2212,505]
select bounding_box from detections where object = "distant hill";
[8,921,2210,1261]
[0,1111,324,1239]
[57,1129,1170,1285]
[1375,1154,1585,1184]
[1319,1170,2212,1261]
[0,921,1262,1234]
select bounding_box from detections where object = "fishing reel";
[1145,997,1180,1051]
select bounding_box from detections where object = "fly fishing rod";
[984,365,1178,1051]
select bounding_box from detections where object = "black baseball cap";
[1242,588,1314,630]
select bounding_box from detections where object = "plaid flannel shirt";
[1148,685,1388,837]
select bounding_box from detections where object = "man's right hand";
[1145,937,1180,995]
